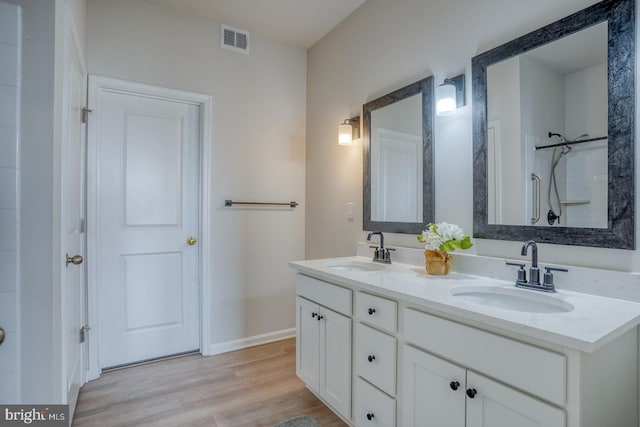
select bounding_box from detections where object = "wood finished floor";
[72,338,347,427]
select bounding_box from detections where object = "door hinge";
[79,218,86,233]
[80,325,91,343]
[81,107,93,124]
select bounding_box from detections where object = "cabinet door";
[401,345,466,427]
[466,372,565,427]
[296,297,319,391]
[320,307,352,419]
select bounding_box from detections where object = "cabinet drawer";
[404,308,566,406]
[296,274,352,316]
[355,323,396,396]
[355,377,396,427]
[356,292,397,333]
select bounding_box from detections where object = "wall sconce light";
[436,74,465,116]
[338,116,360,145]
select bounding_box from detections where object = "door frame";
[85,76,213,380]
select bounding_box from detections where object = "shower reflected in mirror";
[486,21,608,229]
[473,0,635,249]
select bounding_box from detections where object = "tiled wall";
[565,144,608,228]
[0,1,19,404]
[564,63,608,229]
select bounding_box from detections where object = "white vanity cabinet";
[295,275,352,420]
[292,267,640,427]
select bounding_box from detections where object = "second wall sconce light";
[436,74,465,116]
[338,116,360,145]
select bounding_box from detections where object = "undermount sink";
[450,286,574,313]
[325,260,386,272]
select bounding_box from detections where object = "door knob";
[66,254,83,266]
[0,327,5,345]
[187,236,197,246]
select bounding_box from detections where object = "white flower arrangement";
[418,222,473,252]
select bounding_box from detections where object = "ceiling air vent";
[221,24,250,54]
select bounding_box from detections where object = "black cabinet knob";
[367,355,376,363]
[366,413,375,421]
[466,388,477,398]
[449,381,460,391]
[368,308,376,315]
[311,312,317,318]
[317,315,324,321]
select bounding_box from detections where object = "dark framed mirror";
[363,76,434,233]
[472,0,635,249]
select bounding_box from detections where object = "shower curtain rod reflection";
[535,135,608,150]
[224,200,299,208]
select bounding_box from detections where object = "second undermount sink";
[450,286,574,313]
[325,260,386,272]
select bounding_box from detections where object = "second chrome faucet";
[507,240,567,292]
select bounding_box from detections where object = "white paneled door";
[92,79,200,368]
[371,128,422,223]
[62,10,87,415]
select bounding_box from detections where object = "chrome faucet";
[506,240,567,292]
[521,240,540,287]
[367,231,394,264]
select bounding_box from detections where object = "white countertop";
[290,256,640,353]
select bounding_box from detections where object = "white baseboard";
[206,328,296,356]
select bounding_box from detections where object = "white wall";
[0,0,67,404]
[306,0,640,272]
[0,0,86,406]
[0,0,20,404]
[86,0,306,349]
[66,0,85,56]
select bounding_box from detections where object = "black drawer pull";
[449,381,460,391]
[367,355,376,363]
[368,308,376,315]
[366,413,375,421]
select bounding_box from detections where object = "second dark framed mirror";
[472,0,635,249]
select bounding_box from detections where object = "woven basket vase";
[424,249,451,275]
